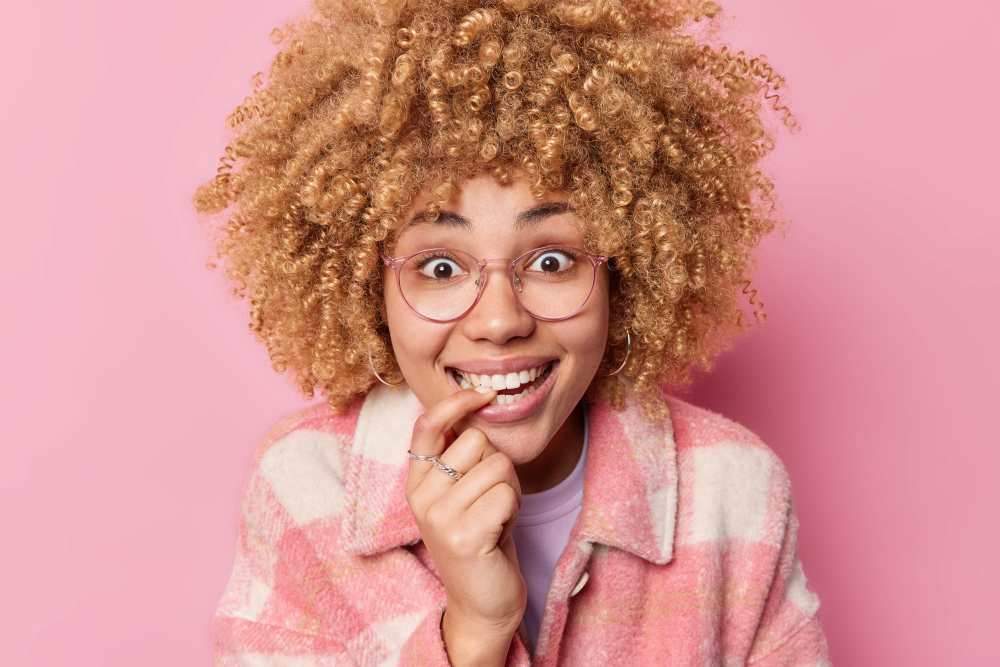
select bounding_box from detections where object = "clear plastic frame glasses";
[379,245,609,323]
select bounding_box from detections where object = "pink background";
[2,1,996,664]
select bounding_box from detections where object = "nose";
[459,261,535,344]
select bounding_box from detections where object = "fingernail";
[474,386,494,394]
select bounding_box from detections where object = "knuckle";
[412,413,438,435]
[444,528,472,555]
[459,427,487,446]
[488,451,515,476]
[424,502,446,529]
[405,489,421,516]
[498,482,518,507]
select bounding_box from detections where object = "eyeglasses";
[380,245,609,323]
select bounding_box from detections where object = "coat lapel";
[341,381,678,565]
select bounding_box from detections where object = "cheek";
[562,286,610,374]
[584,277,612,363]
[382,276,405,324]
[384,281,447,376]
[574,316,610,365]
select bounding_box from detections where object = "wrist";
[441,606,515,667]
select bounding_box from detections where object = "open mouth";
[447,361,555,407]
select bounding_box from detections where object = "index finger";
[407,386,497,486]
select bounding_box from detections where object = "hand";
[405,386,527,636]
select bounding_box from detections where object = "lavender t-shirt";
[511,401,589,654]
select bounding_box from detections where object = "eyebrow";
[399,201,574,235]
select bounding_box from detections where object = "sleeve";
[397,604,532,666]
[211,443,355,666]
[745,489,831,667]
[212,424,531,667]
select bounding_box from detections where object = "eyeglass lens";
[397,247,596,321]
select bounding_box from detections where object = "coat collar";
[341,380,678,565]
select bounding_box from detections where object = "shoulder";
[662,392,794,546]
[663,391,792,490]
[249,396,364,471]
[240,394,367,527]
[659,394,826,663]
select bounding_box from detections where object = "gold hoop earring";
[600,329,630,376]
[367,348,404,386]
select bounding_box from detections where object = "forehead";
[392,203,584,254]
[392,176,584,253]
[400,201,573,236]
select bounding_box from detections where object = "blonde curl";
[192,0,800,422]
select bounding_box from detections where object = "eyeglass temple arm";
[378,249,396,267]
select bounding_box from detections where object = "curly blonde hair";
[192,0,799,422]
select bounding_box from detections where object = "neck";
[514,400,585,494]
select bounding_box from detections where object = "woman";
[193,0,830,664]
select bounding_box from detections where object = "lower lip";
[447,361,559,423]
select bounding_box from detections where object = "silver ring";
[407,450,463,480]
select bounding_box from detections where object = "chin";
[470,422,549,463]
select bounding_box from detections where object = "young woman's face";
[383,172,610,463]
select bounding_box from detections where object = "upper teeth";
[452,363,551,390]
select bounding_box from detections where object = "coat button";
[570,571,589,597]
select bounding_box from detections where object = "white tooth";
[505,372,520,389]
[480,374,492,388]
[489,396,499,406]
[529,366,537,381]
[470,373,480,385]
[492,374,506,389]
[528,385,535,394]
[460,379,472,389]
[519,369,530,383]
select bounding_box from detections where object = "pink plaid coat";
[213,381,830,665]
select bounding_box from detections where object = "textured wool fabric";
[212,379,830,666]
[512,398,589,654]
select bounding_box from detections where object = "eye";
[415,253,466,280]
[526,248,575,273]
